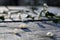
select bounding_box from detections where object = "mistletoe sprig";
[45,12,60,23]
[39,10,60,23]
[52,16,60,23]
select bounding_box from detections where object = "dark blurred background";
[0,0,60,6]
